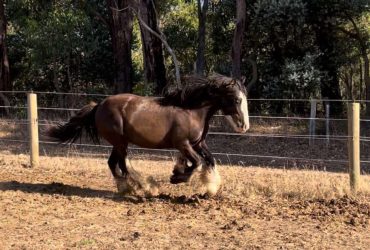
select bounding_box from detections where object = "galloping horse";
[47,73,250,195]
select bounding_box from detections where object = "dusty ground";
[1,151,370,249]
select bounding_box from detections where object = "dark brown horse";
[47,74,250,195]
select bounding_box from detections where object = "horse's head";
[216,76,250,133]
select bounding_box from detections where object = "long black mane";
[158,74,235,108]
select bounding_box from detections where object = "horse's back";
[95,94,187,148]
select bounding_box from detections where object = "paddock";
[0,152,369,249]
[1,92,370,248]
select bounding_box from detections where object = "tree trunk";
[138,0,166,94]
[0,0,10,115]
[106,0,134,93]
[362,51,370,116]
[0,0,9,92]
[359,58,363,100]
[195,0,208,76]
[231,0,246,79]
[315,27,342,114]
[346,16,370,116]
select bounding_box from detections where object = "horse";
[47,73,250,196]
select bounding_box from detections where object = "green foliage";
[7,0,114,93]
[132,82,155,96]
[263,53,324,100]
[207,0,235,74]
[161,0,198,73]
[4,0,370,115]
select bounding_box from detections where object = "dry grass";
[220,166,370,201]
[1,152,370,249]
[1,151,369,201]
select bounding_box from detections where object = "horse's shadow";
[0,181,207,204]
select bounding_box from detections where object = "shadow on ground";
[0,181,207,204]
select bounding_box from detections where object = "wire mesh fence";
[1,91,370,174]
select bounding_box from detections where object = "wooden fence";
[6,92,362,192]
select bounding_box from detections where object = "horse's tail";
[47,102,100,144]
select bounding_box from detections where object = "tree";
[161,0,197,74]
[7,0,114,96]
[0,0,10,113]
[338,11,370,114]
[106,0,134,93]
[0,0,9,92]
[195,0,208,75]
[138,0,167,94]
[231,0,246,79]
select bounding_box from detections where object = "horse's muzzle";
[225,115,250,133]
[234,122,249,133]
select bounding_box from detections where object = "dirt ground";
[1,151,370,249]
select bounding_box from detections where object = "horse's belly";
[125,112,173,148]
[128,129,171,148]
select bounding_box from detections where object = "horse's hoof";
[172,168,183,175]
[170,175,182,184]
[170,174,189,184]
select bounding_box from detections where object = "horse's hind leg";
[114,144,159,196]
[108,148,121,178]
[108,148,128,193]
[112,144,135,193]
[108,146,129,176]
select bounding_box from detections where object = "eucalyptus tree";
[0,0,10,113]
[195,0,208,75]
[231,0,246,79]
[105,0,134,93]
[138,0,167,94]
[0,0,9,91]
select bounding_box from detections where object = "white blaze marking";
[238,90,250,131]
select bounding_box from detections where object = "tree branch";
[111,4,181,88]
[92,9,110,28]
[82,1,110,28]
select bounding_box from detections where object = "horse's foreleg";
[170,142,201,184]
[194,141,215,167]
[172,153,188,175]
[195,142,221,196]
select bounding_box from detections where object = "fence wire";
[1,92,370,170]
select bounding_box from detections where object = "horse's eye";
[235,99,241,104]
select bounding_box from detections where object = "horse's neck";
[191,104,218,136]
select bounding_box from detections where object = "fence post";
[27,93,39,167]
[348,102,360,192]
[309,99,317,146]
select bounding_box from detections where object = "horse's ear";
[241,76,247,85]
